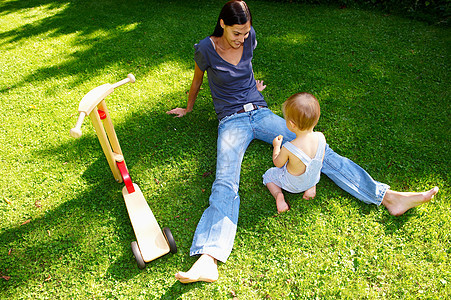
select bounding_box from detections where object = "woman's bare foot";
[382,186,439,216]
[175,254,219,284]
[276,192,289,213]
[303,185,316,200]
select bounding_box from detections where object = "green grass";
[0,0,449,299]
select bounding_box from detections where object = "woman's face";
[221,20,251,49]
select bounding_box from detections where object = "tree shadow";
[0,0,213,94]
[1,0,447,297]
[0,98,218,291]
[159,281,199,300]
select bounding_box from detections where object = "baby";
[263,93,325,213]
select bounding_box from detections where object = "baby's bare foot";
[303,185,316,200]
[276,192,289,213]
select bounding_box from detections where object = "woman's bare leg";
[175,254,219,284]
[382,186,439,216]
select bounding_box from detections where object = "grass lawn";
[0,0,449,298]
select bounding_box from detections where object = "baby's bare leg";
[175,254,218,284]
[266,182,289,213]
[303,185,317,200]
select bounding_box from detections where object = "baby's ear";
[288,120,296,130]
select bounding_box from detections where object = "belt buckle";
[243,103,254,112]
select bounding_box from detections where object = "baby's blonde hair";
[282,93,320,131]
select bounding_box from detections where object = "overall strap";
[283,142,312,165]
[314,132,326,159]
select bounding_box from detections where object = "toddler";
[263,93,326,213]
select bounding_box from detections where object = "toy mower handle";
[112,73,135,89]
[70,112,86,138]
[70,74,135,138]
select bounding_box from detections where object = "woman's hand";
[166,107,189,118]
[256,80,266,92]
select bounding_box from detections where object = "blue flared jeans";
[190,108,389,262]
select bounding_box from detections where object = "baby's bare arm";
[273,136,289,168]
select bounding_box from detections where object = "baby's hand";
[273,135,283,147]
[256,80,266,92]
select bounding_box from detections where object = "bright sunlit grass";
[0,0,449,299]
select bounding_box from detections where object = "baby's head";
[282,93,320,131]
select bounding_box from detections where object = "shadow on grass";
[0,84,421,297]
[0,104,217,291]
[0,0,214,94]
[159,281,199,300]
[1,0,448,297]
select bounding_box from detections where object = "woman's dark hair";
[211,0,252,37]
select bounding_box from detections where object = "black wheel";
[131,241,146,269]
[163,227,177,254]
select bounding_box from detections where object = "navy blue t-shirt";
[194,27,267,120]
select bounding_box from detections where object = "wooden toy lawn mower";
[70,74,177,269]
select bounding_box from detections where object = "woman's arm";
[166,62,204,117]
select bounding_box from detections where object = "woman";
[167,0,438,284]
